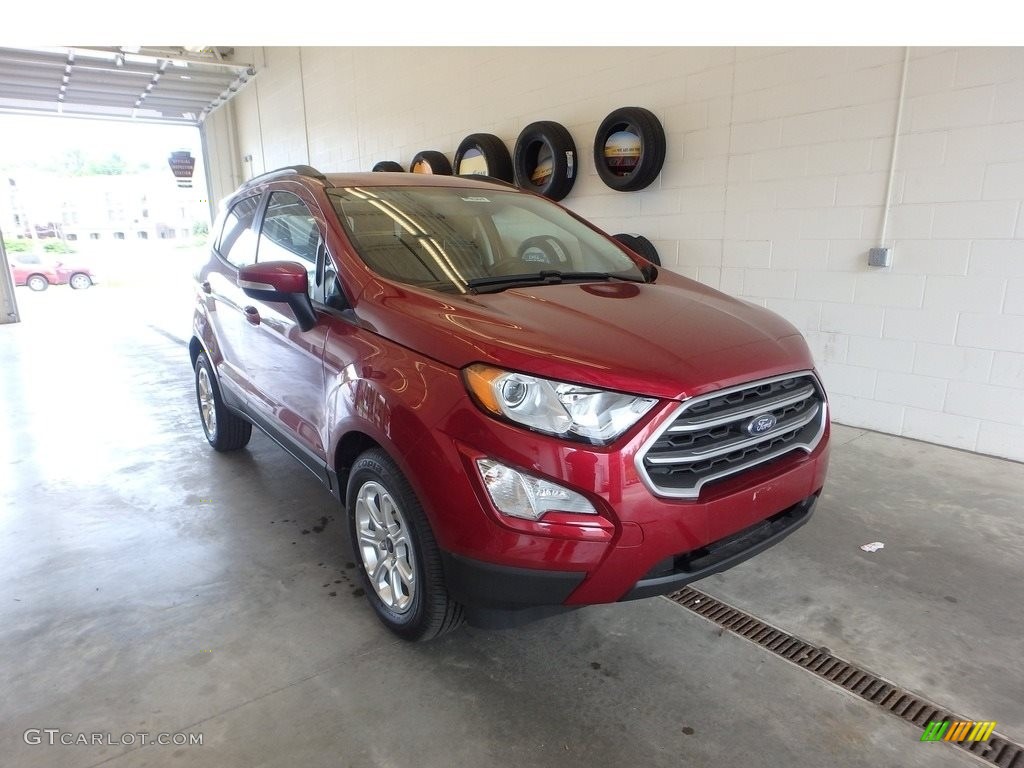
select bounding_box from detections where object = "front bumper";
[620,491,815,600]
[444,492,816,627]
[429,392,830,623]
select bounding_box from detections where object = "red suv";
[191,165,829,641]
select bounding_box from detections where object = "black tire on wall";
[453,133,513,182]
[513,121,577,201]
[614,233,661,266]
[372,161,405,172]
[409,151,453,175]
[594,107,666,192]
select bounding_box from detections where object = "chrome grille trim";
[635,371,828,500]
[666,383,816,432]
[646,402,821,464]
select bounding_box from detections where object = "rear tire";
[194,352,252,452]
[347,448,464,641]
[27,274,48,292]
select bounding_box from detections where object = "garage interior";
[2,44,1023,768]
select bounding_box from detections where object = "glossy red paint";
[193,169,830,616]
[238,260,309,295]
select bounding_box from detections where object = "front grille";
[637,371,827,499]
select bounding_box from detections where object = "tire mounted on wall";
[513,121,577,201]
[613,233,661,266]
[372,161,405,172]
[594,107,666,192]
[409,151,452,175]
[453,133,513,182]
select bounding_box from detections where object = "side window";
[257,191,321,301]
[217,196,260,268]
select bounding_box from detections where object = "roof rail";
[242,165,327,188]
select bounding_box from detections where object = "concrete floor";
[2,286,1021,768]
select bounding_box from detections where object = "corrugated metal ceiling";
[0,46,253,124]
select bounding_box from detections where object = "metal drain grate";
[668,586,1024,768]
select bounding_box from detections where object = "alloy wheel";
[355,480,416,613]
[197,366,217,437]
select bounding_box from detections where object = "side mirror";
[237,261,317,332]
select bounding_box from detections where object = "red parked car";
[191,166,830,640]
[8,251,97,291]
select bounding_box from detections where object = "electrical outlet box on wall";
[868,247,892,268]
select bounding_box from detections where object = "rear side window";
[257,191,321,299]
[217,195,260,267]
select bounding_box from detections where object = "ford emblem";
[746,413,778,435]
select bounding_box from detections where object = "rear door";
[203,194,262,403]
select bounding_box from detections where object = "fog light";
[476,459,596,521]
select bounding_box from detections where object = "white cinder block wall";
[201,46,1024,462]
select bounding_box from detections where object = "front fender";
[324,338,474,551]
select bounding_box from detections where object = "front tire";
[69,273,92,290]
[27,274,48,292]
[347,448,464,641]
[194,352,252,451]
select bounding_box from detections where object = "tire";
[26,274,48,292]
[513,121,577,201]
[409,150,452,175]
[594,107,666,192]
[518,234,571,266]
[453,133,513,182]
[347,448,464,641]
[194,352,252,452]
[372,160,405,172]
[69,272,92,290]
[613,233,661,266]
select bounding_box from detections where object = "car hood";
[355,271,816,401]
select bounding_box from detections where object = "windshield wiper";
[466,270,643,293]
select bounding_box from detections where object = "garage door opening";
[0,45,252,332]
[1,113,210,339]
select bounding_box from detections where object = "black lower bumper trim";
[441,552,585,609]
[621,493,817,601]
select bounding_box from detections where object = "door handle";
[244,306,261,325]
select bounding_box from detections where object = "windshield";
[327,186,647,294]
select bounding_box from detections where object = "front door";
[244,189,329,462]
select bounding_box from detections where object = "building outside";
[2,170,208,247]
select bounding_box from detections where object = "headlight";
[463,364,657,444]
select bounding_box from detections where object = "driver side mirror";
[238,261,317,332]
